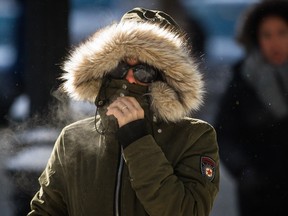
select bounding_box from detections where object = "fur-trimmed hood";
[61,20,204,122]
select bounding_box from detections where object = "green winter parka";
[28,7,220,216]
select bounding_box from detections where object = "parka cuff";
[117,119,148,149]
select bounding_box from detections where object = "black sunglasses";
[108,61,162,83]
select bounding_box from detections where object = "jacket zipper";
[115,148,124,216]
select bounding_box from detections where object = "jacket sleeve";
[122,122,219,216]
[27,130,68,216]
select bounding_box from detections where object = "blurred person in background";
[27,7,219,216]
[214,1,288,215]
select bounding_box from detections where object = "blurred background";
[0,0,261,215]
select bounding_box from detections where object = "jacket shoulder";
[63,117,96,133]
[179,116,218,146]
[59,117,97,146]
[182,117,215,132]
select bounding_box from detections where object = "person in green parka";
[28,7,220,216]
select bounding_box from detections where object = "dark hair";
[237,0,288,51]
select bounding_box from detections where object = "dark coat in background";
[215,56,288,215]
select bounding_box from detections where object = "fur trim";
[61,21,204,122]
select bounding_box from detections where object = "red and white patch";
[201,156,216,181]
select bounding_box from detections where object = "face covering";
[95,78,151,134]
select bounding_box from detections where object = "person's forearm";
[122,134,217,216]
